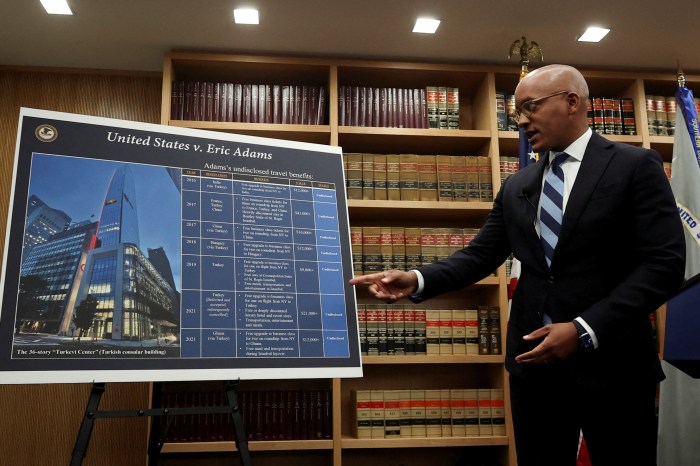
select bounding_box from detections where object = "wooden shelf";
[362,355,503,364]
[341,435,509,449]
[168,121,331,145]
[338,127,492,154]
[347,200,492,226]
[161,439,333,453]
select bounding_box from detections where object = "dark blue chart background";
[0,111,361,377]
[180,173,348,359]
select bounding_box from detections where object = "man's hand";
[348,269,418,303]
[515,322,579,364]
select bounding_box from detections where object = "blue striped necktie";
[540,152,568,267]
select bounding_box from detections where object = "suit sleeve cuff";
[412,269,425,294]
[574,316,599,349]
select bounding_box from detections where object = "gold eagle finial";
[508,37,543,79]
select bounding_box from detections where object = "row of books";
[159,389,332,443]
[352,388,505,439]
[358,305,501,356]
[497,91,638,135]
[170,81,327,125]
[350,226,483,275]
[338,86,460,129]
[344,153,493,202]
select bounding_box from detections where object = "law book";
[419,88,427,128]
[465,309,479,355]
[404,227,422,271]
[491,389,506,436]
[403,305,416,355]
[602,97,615,135]
[410,390,427,437]
[478,306,490,355]
[399,154,420,201]
[361,226,381,274]
[373,154,388,200]
[477,389,493,436]
[357,304,367,355]
[317,86,326,124]
[451,156,468,202]
[372,87,380,127]
[300,85,309,125]
[380,227,393,271]
[621,97,636,135]
[212,83,221,122]
[437,87,449,129]
[338,85,346,126]
[350,227,363,276]
[191,81,201,121]
[351,86,360,127]
[377,305,388,356]
[362,153,374,200]
[426,86,440,128]
[592,97,605,133]
[292,390,301,440]
[365,304,379,356]
[464,389,479,436]
[506,93,518,130]
[448,228,464,255]
[425,390,443,437]
[352,390,372,438]
[204,82,214,121]
[390,304,406,355]
[425,309,441,355]
[344,86,353,126]
[466,156,480,202]
[366,87,374,127]
[390,88,398,127]
[439,309,453,355]
[379,87,388,127]
[420,228,437,265]
[323,389,332,440]
[358,87,367,127]
[414,308,427,355]
[183,82,194,121]
[450,389,466,437]
[413,89,421,128]
[440,389,452,437]
[391,226,406,271]
[434,227,451,262]
[370,390,385,438]
[217,82,227,122]
[586,98,594,129]
[244,84,253,123]
[281,85,291,124]
[451,309,467,355]
[225,83,234,122]
[398,390,412,437]
[495,89,507,130]
[447,87,460,130]
[436,155,454,201]
[406,87,414,128]
[489,306,501,355]
[462,227,479,247]
[264,84,273,124]
[385,304,396,355]
[345,153,363,200]
[418,155,438,201]
[234,84,243,123]
[294,85,303,124]
[396,88,405,128]
[478,156,493,202]
[384,390,401,437]
[386,154,401,201]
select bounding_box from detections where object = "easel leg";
[147,381,163,466]
[225,380,252,466]
[70,382,106,466]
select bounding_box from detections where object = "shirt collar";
[547,127,592,164]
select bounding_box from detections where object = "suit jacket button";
[547,276,554,284]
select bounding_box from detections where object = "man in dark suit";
[349,64,686,466]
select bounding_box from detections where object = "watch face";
[580,333,594,350]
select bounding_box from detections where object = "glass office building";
[75,165,179,341]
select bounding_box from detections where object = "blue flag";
[657,85,700,466]
[518,127,538,169]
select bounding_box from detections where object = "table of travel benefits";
[178,169,349,359]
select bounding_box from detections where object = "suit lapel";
[517,156,549,270]
[556,133,615,255]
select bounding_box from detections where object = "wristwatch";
[572,320,594,351]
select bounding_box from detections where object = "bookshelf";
[159,51,699,466]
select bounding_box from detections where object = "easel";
[70,380,252,466]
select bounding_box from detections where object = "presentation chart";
[0,108,361,383]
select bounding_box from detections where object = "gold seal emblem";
[35,124,58,142]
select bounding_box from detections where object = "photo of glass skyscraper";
[14,154,182,356]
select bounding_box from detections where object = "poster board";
[0,108,361,383]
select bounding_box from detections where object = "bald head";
[521,64,589,100]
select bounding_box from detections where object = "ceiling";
[0,0,697,77]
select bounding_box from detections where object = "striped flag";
[657,84,700,466]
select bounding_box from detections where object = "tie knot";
[551,152,568,169]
